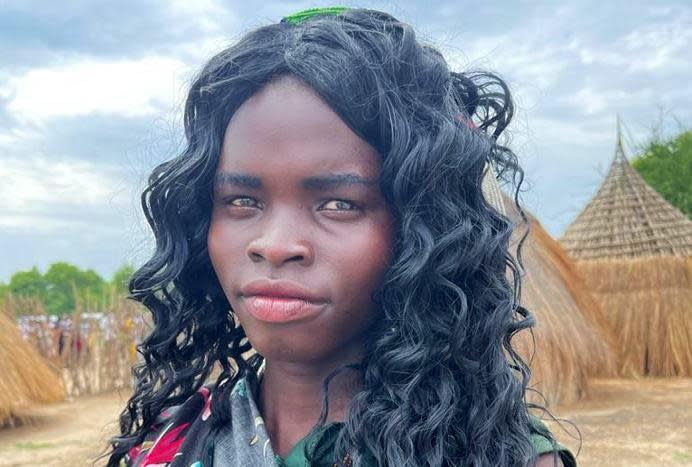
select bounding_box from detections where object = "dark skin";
[208,74,395,457]
[207,74,563,466]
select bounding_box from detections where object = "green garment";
[274,416,577,467]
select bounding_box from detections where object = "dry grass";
[510,211,619,406]
[576,256,692,376]
[0,309,64,427]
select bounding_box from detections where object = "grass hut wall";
[0,309,64,426]
[559,124,692,377]
[482,164,618,406]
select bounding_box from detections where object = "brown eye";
[225,196,262,208]
[319,199,360,211]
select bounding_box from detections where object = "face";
[208,75,395,365]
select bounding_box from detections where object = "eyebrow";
[213,172,378,191]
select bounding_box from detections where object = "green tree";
[111,264,135,296]
[632,130,692,218]
[43,262,106,315]
[7,267,47,302]
[1,263,114,316]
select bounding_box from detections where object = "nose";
[246,213,315,268]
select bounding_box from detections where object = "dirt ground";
[544,377,692,466]
[0,378,690,466]
[0,389,128,466]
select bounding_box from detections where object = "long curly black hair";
[108,8,550,466]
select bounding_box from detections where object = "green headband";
[280,6,350,24]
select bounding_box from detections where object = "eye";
[223,196,263,209]
[318,199,361,211]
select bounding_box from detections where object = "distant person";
[54,316,65,357]
[107,7,576,467]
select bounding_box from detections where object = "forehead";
[218,75,380,175]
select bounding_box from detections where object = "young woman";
[107,7,577,467]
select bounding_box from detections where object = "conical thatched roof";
[560,124,692,259]
[482,164,618,406]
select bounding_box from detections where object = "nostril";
[246,240,314,267]
[249,252,263,262]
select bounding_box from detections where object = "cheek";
[207,217,222,270]
[336,218,394,302]
[207,214,240,281]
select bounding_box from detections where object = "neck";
[257,347,364,457]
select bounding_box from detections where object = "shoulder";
[528,415,577,467]
[124,386,214,467]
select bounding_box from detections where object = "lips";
[239,279,328,323]
[240,279,327,303]
[241,296,326,323]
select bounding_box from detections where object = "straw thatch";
[508,200,618,406]
[482,164,618,406]
[559,121,692,376]
[560,124,692,259]
[514,215,619,405]
[0,308,64,426]
[575,256,692,376]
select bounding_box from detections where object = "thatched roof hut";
[482,165,618,406]
[559,122,692,376]
[0,309,64,426]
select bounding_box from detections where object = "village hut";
[482,164,618,406]
[0,307,65,426]
[559,123,692,377]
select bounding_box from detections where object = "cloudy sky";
[1,0,690,282]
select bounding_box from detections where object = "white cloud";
[0,213,105,233]
[168,0,232,35]
[623,22,692,72]
[529,116,613,148]
[0,156,133,231]
[2,156,120,206]
[6,56,190,122]
[577,14,692,73]
[562,87,625,116]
